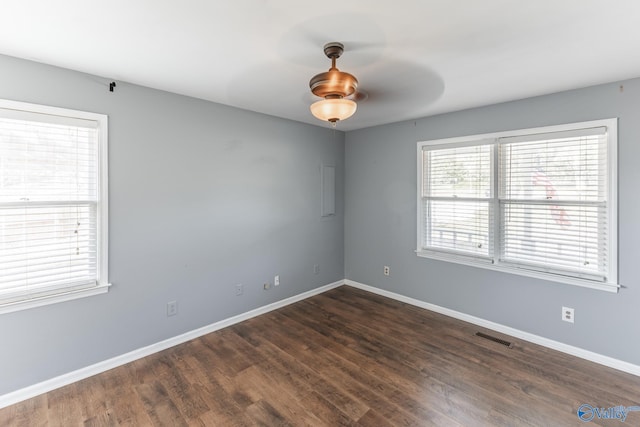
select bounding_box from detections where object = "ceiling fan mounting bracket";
[323,42,344,59]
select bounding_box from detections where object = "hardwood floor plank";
[305,292,576,417]
[82,411,120,427]
[355,409,398,427]
[334,286,640,400]
[232,320,420,426]
[335,294,592,424]
[193,409,251,427]
[231,326,368,422]
[234,365,327,426]
[314,287,640,424]
[280,304,475,425]
[218,327,361,425]
[149,352,210,421]
[1,285,639,426]
[133,381,188,427]
[180,351,255,424]
[1,394,48,427]
[99,365,154,427]
[46,385,85,427]
[239,312,452,426]
[245,399,293,427]
[197,330,262,378]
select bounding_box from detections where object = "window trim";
[416,119,618,293]
[0,99,110,314]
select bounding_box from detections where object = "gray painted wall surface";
[0,54,345,395]
[2,50,639,398]
[345,79,640,365]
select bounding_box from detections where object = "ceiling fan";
[308,42,361,125]
[303,39,444,129]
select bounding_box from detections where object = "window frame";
[0,99,110,314]
[416,119,618,293]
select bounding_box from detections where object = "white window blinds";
[422,144,493,258]
[0,101,108,309]
[417,119,617,292]
[498,128,609,281]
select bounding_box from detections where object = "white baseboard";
[344,279,640,377]
[0,280,344,410]
[4,278,638,410]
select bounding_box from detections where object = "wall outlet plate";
[562,306,574,323]
[167,301,178,317]
[235,284,243,296]
[383,266,390,276]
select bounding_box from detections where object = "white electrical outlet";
[562,306,574,323]
[167,301,178,317]
[383,266,390,276]
[235,284,243,296]
[274,275,280,286]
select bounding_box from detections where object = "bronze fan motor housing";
[309,42,358,99]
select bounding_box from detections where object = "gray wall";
[2,50,639,397]
[0,54,345,395]
[345,79,640,366]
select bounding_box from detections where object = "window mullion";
[492,142,500,265]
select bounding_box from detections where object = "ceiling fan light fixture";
[309,42,359,125]
[310,98,357,123]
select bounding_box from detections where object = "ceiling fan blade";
[277,12,386,68]
[345,90,369,102]
[347,60,445,124]
[338,41,381,52]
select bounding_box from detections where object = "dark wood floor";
[1,285,639,426]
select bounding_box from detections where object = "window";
[417,119,618,292]
[0,99,109,313]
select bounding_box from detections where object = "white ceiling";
[2,1,640,131]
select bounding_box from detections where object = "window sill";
[415,250,619,293]
[0,283,111,315]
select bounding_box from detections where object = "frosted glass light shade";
[310,98,357,123]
